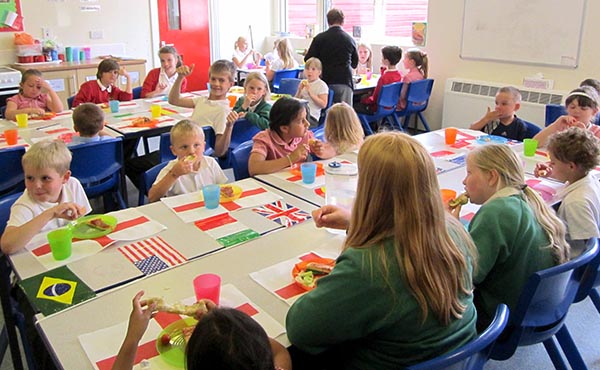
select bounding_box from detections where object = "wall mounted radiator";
[442,78,568,129]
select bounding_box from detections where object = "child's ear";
[62,170,71,184]
[514,102,521,112]
[280,125,290,135]
[170,145,177,157]
[487,169,500,187]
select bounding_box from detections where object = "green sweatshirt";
[233,97,271,129]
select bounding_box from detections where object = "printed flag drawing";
[252,201,311,228]
[118,236,187,275]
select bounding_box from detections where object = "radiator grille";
[450,81,563,105]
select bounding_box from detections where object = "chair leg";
[0,325,7,364]
[417,112,431,132]
[542,337,570,370]
[360,117,374,136]
[555,326,588,370]
[402,114,412,130]
[390,114,403,132]
[590,288,600,314]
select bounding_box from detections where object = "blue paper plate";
[475,135,508,144]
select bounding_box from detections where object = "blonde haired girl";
[232,36,260,69]
[265,39,298,81]
[287,132,478,369]
[454,144,569,329]
[311,102,364,159]
[227,72,272,129]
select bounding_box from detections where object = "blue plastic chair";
[69,137,127,210]
[357,81,403,136]
[231,140,254,180]
[0,192,35,370]
[523,120,542,139]
[67,95,75,109]
[137,161,169,206]
[132,86,142,99]
[278,78,302,96]
[545,104,567,126]
[0,146,25,198]
[489,240,599,370]
[316,89,335,128]
[395,78,434,132]
[407,304,509,370]
[159,126,215,162]
[220,119,261,169]
[272,69,300,92]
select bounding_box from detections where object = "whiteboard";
[460,0,586,68]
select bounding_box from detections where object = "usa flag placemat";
[118,236,187,276]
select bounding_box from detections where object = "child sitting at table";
[227,72,271,129]
[111,291,291,370]
[0,140,91,254]
[232,36,261,69]
[354,45,403,114]
[470,86,528,141]
[535,127,600,257]
[169,59,236,157]
[310,102,364,159]
[295,57,329,127]
[398,48,428,110]
[5,69,64,120]
[354,42,372,75]
[248,97,318,175]
[534,86,600,147]
[141,45,187,98]
[69,103,112,145]
[265,38,298,82]
[148,119,228,202]
[72,59,133,108]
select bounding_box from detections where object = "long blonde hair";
[276,39,296,69]
[468,145,569,263]
[244,72,271,100]
[324,102,363,154]
[345,132,476,325]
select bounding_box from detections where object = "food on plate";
[131,117,158,127]
[85,217,113,231]
[146,297,208,317]
[220,185,234,198]
[181,325,196,344]
[160,333,171,345]
[293,258,336,290]
[305,262,334,275]
[448,193,469,208]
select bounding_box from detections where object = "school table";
[35,202,344,370]
[352,73,380,94]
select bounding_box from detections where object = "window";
[286,0,428,42]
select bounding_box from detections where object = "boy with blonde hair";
[470,86,528,141]
[148,120,228,202]
[1,140,90,254]
[70,103,111,145]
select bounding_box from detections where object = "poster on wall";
[412,22,427,46]
[0,0,23,32]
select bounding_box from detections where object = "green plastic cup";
[47,228,73,261]
[523,138,538,157]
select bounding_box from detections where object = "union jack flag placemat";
[252,200,312,228]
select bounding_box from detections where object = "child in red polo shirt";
[72,58,133,107]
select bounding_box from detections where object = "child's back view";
[70,103,111,145]
[1,140,90,254]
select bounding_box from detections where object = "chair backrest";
[375,82,403,114]
[0,192,21,236]
[132,86,142,99]
[67,95,75,109]
[231,140,254,180]
[317,89,335,127]
[273,69,300,91]
[573,238,600,303]
[545,104,567,126]
[0,146,25,197]
[160,126,216,161]
[400,79,434,114]
[138,161,169,206]
[278,78,302,96]
[523,120,542,139]
[407,304,509,370]
[230,118,261,149]
[491,240,599,360]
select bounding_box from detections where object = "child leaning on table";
[295,57,329,128]
[0,140,91,254]
[169,59,236,157]
[355,45,403,114]
[535,127,600,257]
[72,58,133,108]
[469,86,528,141]
[5,68,64,120]
[111,291,291,370]
[69,103,112,145]
[148,120,228,203]
[227,71,272,129]
[534,86,600,147]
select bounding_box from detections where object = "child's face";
[547,152,575,183]
[21,76,43,99]
[160,53,177,74]
[170,132,205,160]
[245,78,267,100]
[283,108,309,138]
[303,65,321,82]
[24,165,69,204]
[463,156,495,205]
[567,99,598,125]
[208,71,234,100]
[358,46,370,64]
[237,38,248,51]
[494,92,519,120]
[100,70,119,85]
[403,56,415,70]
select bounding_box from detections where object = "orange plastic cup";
[4,129,18,145]
[445,127,458,145]
[227,95,238,108]
[440,189,457,205]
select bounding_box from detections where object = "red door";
[157,0,210,91]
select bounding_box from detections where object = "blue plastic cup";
[109,100,119,113]
[301,163,317,184]
[202,184,221,209]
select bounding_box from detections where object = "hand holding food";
[176,64,195,77]
[308,139,324,156]
[172,158,194,177]
[53,202,86,220]
[145,297,209,317]
[534,162,551,178]
[289,144,309,163]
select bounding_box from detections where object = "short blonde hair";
[209,59,236,83]
[324,102,363,153]
[244,72,271,100]
[22,140,71,175]
[304,57,322,71]
[170,119,205,144]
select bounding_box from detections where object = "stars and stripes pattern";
[117,236,186,275]
[252,201,311,228]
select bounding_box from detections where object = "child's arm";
[148,159,194,203]
[119,67,132,94]
[4,100,45,120]
[248,144,309,175]
[470,107,499,130]
[41,79,64,113]
[168,65,196,108]
[533,115,573,147]
[270,338,292,370]
[265,60,275,81]
[213,127,233,157]
[309,139,336,159]
[0,202,85,254]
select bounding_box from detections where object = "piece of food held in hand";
[146,297,208,317]
[448,193,469,209]
[185,154,196,162]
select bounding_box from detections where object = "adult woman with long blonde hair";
[286,132,478,369]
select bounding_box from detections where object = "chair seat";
[357,82,403,136]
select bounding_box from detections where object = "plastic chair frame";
[357,81,403,136]
[272,69,300,92]
[0,146,25,198]
[231,140,254,180]
[395,78,434,132]
[278,78,302,96]
[137,161,169,206]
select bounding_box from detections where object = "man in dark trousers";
[305,8,358,105]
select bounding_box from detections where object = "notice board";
[460,0,585,68]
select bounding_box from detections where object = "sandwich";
[146,297,208,317]
[448,193,469,209]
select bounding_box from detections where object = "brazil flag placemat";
[18,265,96,316]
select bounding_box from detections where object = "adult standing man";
[305,8,358,105]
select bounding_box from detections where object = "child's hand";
[226,110,240,125]
[312,205,350,230]
[308,139,324,156]
[40,79,53,92]
[243,93,259,108]
[299,79,309,91]
[193,299,217,321]
[446,202,462,220]
[289,144,309,163]
[126,291,156,344]
[173,156,195,175]
[29,107,46,116]
[483,107,500,121]
[155,81,168,94]
[119,67,130,78]
[553,115,577,131]
[176,64,195,77]
[534,162,552,178]
[52,202,86,220]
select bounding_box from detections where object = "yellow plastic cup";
[16,113,28,128]
[150,104,162,118]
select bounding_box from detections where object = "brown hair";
[209,59,236,83]
[405,48,429,78]
[547,127,600,175]
[96,59,120,80]
[73,103,105,136]
[158,45,182,68]
[19,69,43,94]
[327,8,344,25]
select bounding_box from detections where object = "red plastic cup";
[4,129,18,145]
[193,273,221,305]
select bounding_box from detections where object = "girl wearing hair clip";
[398,48,429,110]
[534,86,600,147]
[449,144,569,331]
